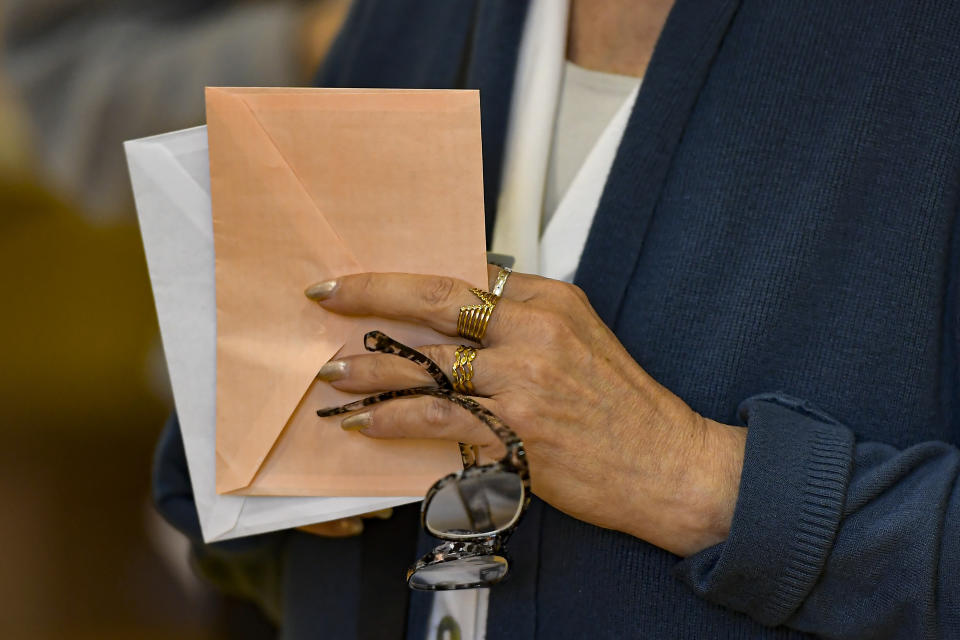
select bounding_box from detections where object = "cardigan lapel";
[574,0,742,326]
[463,0,531,239]
[315,0,479,88]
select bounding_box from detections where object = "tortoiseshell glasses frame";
[316,331,531,590]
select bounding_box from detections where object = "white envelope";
[125,126,419,542]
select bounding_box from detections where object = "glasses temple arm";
[362,331,477,468]
[316,386,522,453]
[363,331,452,390]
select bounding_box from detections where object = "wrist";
[684,417,747,554]
[621,404,746,557]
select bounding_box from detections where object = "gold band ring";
[457,287,499,343]
[451,345,478,394]
[491,266,512,297]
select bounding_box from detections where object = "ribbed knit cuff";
[674,393,855,627]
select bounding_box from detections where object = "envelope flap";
[207,87,361,493]
[125,134,212,243]
[239,89,488,279]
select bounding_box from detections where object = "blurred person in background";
[0,2,348,637]
[2,0,350,223]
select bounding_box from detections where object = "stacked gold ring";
[451,345,478,393]
[457,287,499,343]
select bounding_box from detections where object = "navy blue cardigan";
[154,1,960,637]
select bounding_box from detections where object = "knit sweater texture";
[153,1,960,637]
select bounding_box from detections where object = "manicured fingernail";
[316,360,348,382]
[305,280,338,300]
[341,412,372,431]
[371,508,393,520]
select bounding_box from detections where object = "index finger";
[305,272,520,344]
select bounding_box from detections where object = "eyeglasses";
[316,331,531,590]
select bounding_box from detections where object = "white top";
[543,61,642,228]
[489,0,570,275]
[538,73,639,283]
[426,6,642,640]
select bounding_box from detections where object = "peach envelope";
[207,87,488,496]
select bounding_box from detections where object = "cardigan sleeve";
[152,413,289,624]
[674,393,960,638]
[152,413,391,637]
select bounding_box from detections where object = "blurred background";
[0,1,349,637]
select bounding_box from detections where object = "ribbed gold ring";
[457,287,499,343]
[491,266,512,297]
[451,345,478,394]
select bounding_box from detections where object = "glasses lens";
[425,470,523,537]
[408,555,508,590]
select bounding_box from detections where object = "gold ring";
[451,345,478,393]
[457,287,498,343]
[491,266,512,297]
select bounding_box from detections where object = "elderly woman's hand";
[305,267,747,556]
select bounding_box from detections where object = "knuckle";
[356,272,377,298]
[424,396,454,427]
[413,346,449,384]
[503,399,538,433]
[526,356,556,388]
[421,276,458,309]
[531,308,572,344]
[568,283,589,304]
[364,355,391,386]
[545,278,568,294]
[543,278,576,300]
[419,345,446,367]
[550,280,589,310]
